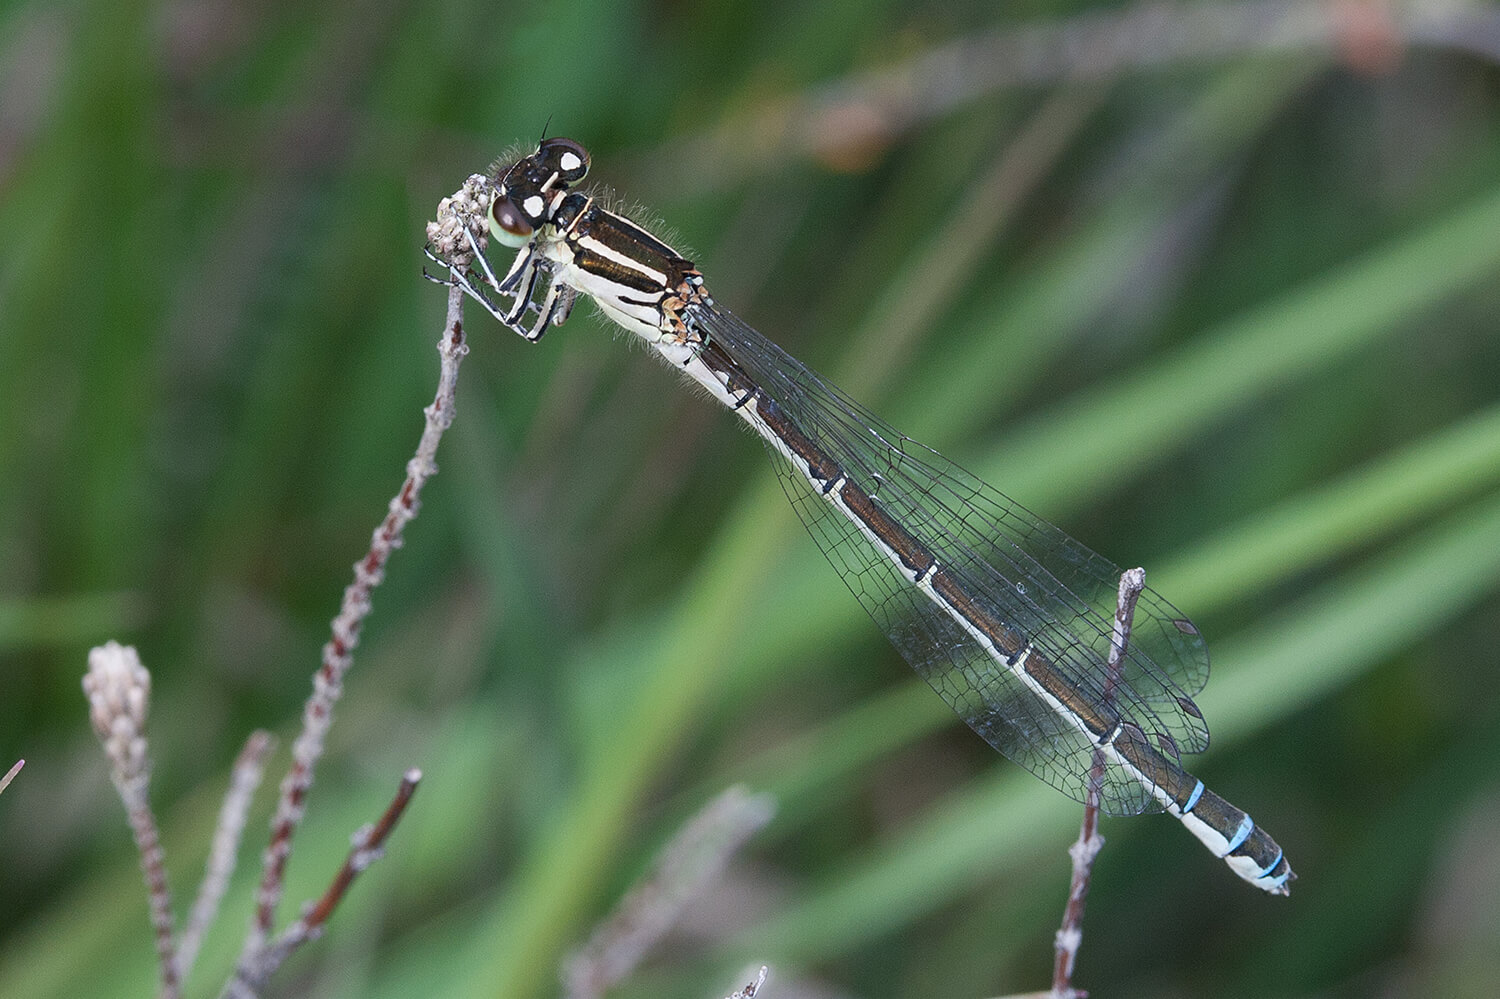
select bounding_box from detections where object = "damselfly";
[428,137,1293,894]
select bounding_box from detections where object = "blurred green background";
[4,1,1500,996]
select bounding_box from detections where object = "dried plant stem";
[0,759,22,795]
[563,786,776,999]
[652,0,1500,189]
[725,966,769,999]
[1050,793,1103,999]
[178,731,275,983]
[224,770,423,997]
[129,783,180,999]
[297,768,422,932]
[86,230,464,998]
[83,642,179,999]
[238,283,466,969]
[1049,568,1145,999]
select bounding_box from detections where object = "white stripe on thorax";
[574,233,669,288]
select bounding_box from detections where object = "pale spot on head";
[523,195,545,218]
[560,152,581,172]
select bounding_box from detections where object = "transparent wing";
[689,302,1210,815]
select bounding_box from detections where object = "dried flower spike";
[84,641,152,787]
[83,641,179,997]
[425,173,492,266]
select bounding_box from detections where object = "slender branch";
[0,759,22,795]
[645,0,1500,192]
[1049,790,1103,999]
[562,786,777,999]
[224,770,423,997]
[1049,568,1145,999]
[299,768,421,931]
[130,794,180,999]
[83,642,180,999]
[237,279,467,966]
[178,731,275,983]
[1106,569,1146,689]
[724,966,769,999]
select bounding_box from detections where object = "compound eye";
[538,137,590,184]
[489,195,533,247]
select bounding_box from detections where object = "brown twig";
[224,770,423,997]
[300,767,421,931]
[83,642,180,999]
[236,278,467,973]
[1049,568,1145,999]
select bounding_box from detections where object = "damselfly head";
[488,137,592,247]
[535,137,590,185]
